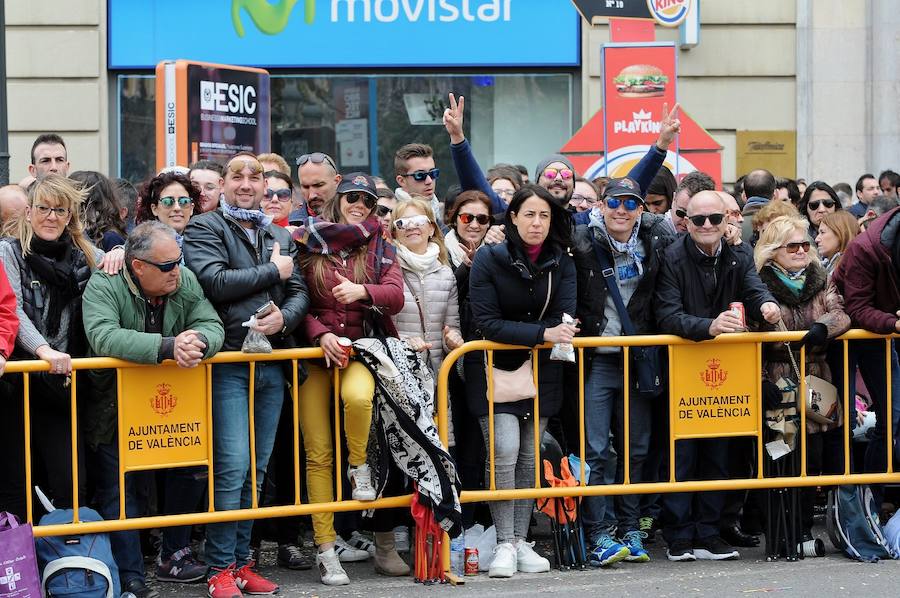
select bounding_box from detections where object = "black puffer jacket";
[655,234,775,341]
[572,212,675,339]
[183,210,309,350]
[464,239,576,419]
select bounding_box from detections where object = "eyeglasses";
[542,168,573,180]
[264,188,293,202]
[807,199,835,211]
[570,194,596,205]
[375,204,392,217]
[33,204,70,218]
[494,188,515,199]
[458,212,491,225]
[138,254,182,273]
[343,192,376,210]
[400,168,440,182]
[687,213,726,227]
[779,241,811,254]
[394,214,431,230]
[605,197,640,211]
[295,152,337,172]
[158,196,193,209]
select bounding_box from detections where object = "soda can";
[464,547,479,575]
[729,302,746,330]
[337,337,353,367]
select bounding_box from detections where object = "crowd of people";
[0,94,898,598]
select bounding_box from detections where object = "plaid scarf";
[292,215,381,256]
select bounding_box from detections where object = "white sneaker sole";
[488,566,515,578]
[321,575,350,586]
[518,561,550,573]
[666,551,697,562]
[694,548,739,560]
[336,550,370,563]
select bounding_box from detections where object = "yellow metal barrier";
[8,329,899,547]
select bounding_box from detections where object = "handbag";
[783,336,842,426]
[0,511,41,598]
[591,239,665,398]
[487,272,552,404]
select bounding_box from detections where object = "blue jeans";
[581,354,653,541]
[849,339,900,474]
[205,362,285,570]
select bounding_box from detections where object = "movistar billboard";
[108,0,581,68]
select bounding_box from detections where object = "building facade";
[5,0,898,188]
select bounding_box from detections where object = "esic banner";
[602,42,677,177]
[155,60,271,171]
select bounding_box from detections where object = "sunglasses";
[226,158,264,174]
[807,199,835,211]
[375,204,392,217]
[458,212,491,225]
[264,188,292,202]
[295,152,337,172]
[542,168,573,180]
[675,208,688,219]
[687,213,726,226]
[779,241,811,254]
[139,254,182,273]
[344,192,376,210]
[400,168,440,182]
[605,197,640,211]
[394,214,431,230]
[158,196,193,208]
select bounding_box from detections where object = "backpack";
[826,485,898,562]
[34,497,120,598]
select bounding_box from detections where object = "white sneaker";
[488,542,517,578]
[515,539,550,573]
[334,537,371,562]
[348,464,377,501]
[393,526,410,553]
[348,531,376,557]
[316,548,350,586]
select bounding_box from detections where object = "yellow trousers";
[299,361,374,545]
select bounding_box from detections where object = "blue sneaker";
[587,534,630,567]
[622,530,650,562]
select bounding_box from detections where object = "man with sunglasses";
[83,221,225,597]
[183,151,310,598]
[655,190,779,563]
[293,152,342,224]
[571,176,676,567]
[393,143,444,226]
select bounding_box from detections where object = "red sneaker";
[234,562,279,595]
[207,565,243,598]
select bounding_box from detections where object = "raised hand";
[333,272,368,305]
[656,102,681,151]
[443,93,466,144]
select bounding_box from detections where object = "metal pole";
[0,0,9,186]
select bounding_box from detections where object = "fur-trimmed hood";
[759,260,827,305]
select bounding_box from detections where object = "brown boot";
[374,531,410,576]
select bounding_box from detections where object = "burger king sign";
[646,0,691,27]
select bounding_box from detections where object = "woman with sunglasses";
[467,184,577,578]
[292,172,404,586]
[753,215,850,542]
[135,171,201,242]
[0,174,123,522]
[261,170,295,229]
[815,210,859,276]
[798,181,842,240]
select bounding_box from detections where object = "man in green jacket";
[83,221,225,598]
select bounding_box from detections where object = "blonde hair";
[754,215,819,272]
[257,153,291,176]
[819,210,860,259]
[392,197,448,265]
[9,174,97,269]
[753,200,799,233]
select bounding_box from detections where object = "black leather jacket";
[183,210,309,350]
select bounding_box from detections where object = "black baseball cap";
[603,176,643,202]
[336,172,377,198]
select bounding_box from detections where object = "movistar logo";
[232,0,315,37]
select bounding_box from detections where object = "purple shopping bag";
[0,512,41,598]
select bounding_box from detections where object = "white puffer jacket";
[393,261,461,375]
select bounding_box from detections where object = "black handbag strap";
[591,238,637,336]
